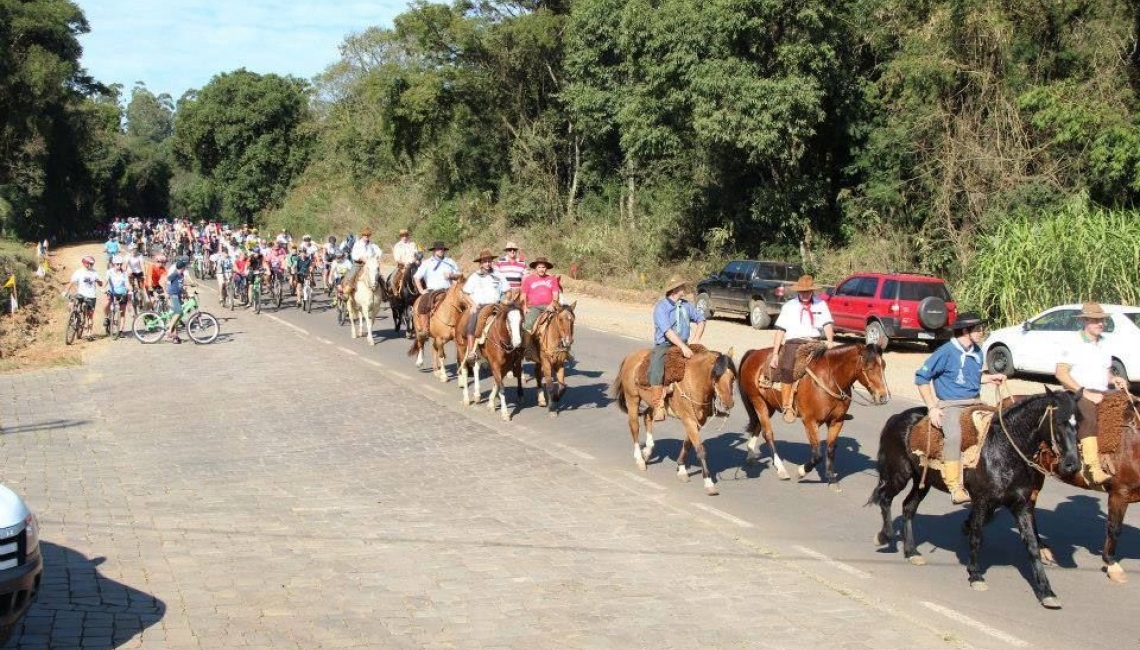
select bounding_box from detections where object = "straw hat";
[398,228,410,237]
[503,241,520,251]
[789,275,821,293]
[528,256,554,269]
[474,248,496,263]
[664,275,690,295]
[360,229,373,237]
[1078,302,1109,320]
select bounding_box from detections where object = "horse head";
[1043,386,1082,477]
[858,343,891,405]
[503,302,524,349]
[364,256,383,291]
[549,302,576,352]
[710,347,737,416]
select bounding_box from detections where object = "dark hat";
[474,248,496,263]
[950,311,984,331]
[529,256,554,269]
[430,241,449,251]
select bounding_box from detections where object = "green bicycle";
[132,290,220,344]
[249,271,263,314]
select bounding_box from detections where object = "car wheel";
[917,296,949,329]
[986,345,1014,376]
[1111,358,1128,382]
[865,320,889,350]
[696,292,713,319]
[749,300,770,329]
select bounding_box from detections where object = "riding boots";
[942,460,970,504]
[780,382,797,423]
[651,386,667,422]
[1079,437,1111,485]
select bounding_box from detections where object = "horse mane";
[712,351,736,380]
[1000,390,1074,429]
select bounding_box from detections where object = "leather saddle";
[909,406,997,470]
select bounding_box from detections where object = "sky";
[76,0,408,99]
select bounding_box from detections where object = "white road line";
[337,347,359,357]
[791,545,871,579]
[316,337,333,345]
[920,602,1028,647]
[620,334,641,342]
[362,359,383,368]
[266,315,309,336]
[624,472,667,491]
[422,385,445,396]
[389,371,412,381]
[692,503,754,528]
[551,442,595,461]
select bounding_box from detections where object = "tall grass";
[957,204,1140,326]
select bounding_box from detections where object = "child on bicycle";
[104,257,131,337]
[291,247,314,299]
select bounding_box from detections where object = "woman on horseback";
[914,312,1006,503]
[648,276,705,421]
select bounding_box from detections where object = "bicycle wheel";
[65,310,79,345]
[186,312,220,344]
[253,285,261,314]
[132,311,166,344]
[274,279,283,308]
[109,304,120,338]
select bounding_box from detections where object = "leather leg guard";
[651,386,666,422]
[942,460,970,504]
[781,382,796,423]
[1080,437,1111,485]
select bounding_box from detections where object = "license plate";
[917,332,935,340]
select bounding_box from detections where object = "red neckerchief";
[799,298,814,327]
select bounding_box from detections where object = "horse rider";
[342,229,382,294]
[915,312,1006,504]
[1055,302,1129,485]
[463,249,510,361]
[414,241,460,295]
[391,228,418,292]
[494,241,527,292]
[520,256,561,333]
[649,276,706,421]
[769,274,837,423]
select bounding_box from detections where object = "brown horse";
[407,278,467,382]
[610,346,736,495]
[456,302,525,420]
[527,302,577,418]
[738,344,890,490]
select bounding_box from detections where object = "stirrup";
[950,488,971,505]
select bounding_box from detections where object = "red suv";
[823,272,956,350]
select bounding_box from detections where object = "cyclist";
[63,255,103,339]
[103,234,121,268]
[330,251,352,294]
[145,254,169,309]
[104,257,131,337]
[322,236,339,285]
[125,244,146,296]
[292,247,315,304]
[233,250,250,303]
[164,259,189,344]
[214,248,233,302]
[247,246,266,305]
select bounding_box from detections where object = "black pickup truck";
[695,260,804,329]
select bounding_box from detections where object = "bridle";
[491,306,524,353]
[675,355,733,420]
[803,348,890,406]
[995,385,1065,478]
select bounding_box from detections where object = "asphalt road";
[199,279,1140,650]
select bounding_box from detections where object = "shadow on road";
[0,420,90,436]
[9,542,165,649]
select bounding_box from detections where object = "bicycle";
[268,269,285,309]
[149,289,170,314]
[132,291,220,344]
[300,270,315,313]
[128,277,145,315]
[250,272,263,315]
[105,293,130,338]
[64,296,91,345]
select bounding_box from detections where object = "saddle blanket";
[636,344,707,387]
[909,407,996,470]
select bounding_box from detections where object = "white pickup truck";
[0,485,41,645]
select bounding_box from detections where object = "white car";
[982,303,1140,382]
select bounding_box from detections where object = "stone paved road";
[0,304,967,650]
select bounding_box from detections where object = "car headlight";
[23,514,38,555]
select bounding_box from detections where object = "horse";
[407,279,467,382]
[527,302,577,417]
[456,302,525,420]
[737,344,890,489]
[386,260,420,339]
[610,346,736,496]
[869,389,1082,608]
[345,256,388,345]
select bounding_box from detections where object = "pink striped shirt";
[494,256,528,289]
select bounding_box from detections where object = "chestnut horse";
[407,278,467,382]
[737,344,889,490]
[527,302,577,417]
[456,302,525,420]
[610,346,736,495]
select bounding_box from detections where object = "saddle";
[418,290,447,316]
[636,344,708,388]
[758,340,828,388]
[474,304,504,345]
[909,406,997,470]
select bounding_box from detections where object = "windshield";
[1125,313,1140,329]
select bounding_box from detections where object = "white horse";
[347,256,385,344]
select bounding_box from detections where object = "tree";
[126,83,175,142]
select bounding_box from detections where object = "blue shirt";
[915,339,982,400]
[167,269,185,296]
[105,240,120,256]
[414,256,460,292]
[653,297,705,345]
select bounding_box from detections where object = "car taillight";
[775,286,785,298]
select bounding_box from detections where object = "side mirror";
[1021,321,1031,332]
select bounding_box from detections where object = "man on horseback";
[342,229,382,295]
[769,275,837,423]
[1055,302,1130,485]
[412,241,460,328]
[494,241,527,291]
[649,276,706,421]
[520,256,561,333]
[462,249,510,361]
[915,312,1006,504]
[391,229,418,293]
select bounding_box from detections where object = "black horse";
[386,259,420,339]
[869,388,1082,608]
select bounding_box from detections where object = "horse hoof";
[745,455,759,466]
[829,483,843,494]
[1039,547,1057,566]
[970,580,988,592]
[677,469,691,483]
[548,411,558,419]
[907,555,927,566]
[1107,564,1128,583]
[874,532,892,546]
[636,458,647,472]
[1040,596,1062,609]
[641,447,654,461]
[705,485,719,496]
[501,413,511,422]
[797,464,806,479]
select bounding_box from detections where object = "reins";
[671,355,732,433]
[803,348,886,407]
[994,383,1061,478]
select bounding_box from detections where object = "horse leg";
[900,479,931,564]
[967,499,995,591]
[435,339,448,382]
[543,360,556,417]
[1013,502,1061,608]
[677,438,691,483]
[1027,483,1056,567]
[758,406,789,480]
[514,357,524,405]
[460,354,471,406]
[685,419,718,496]
[824,420,844,492]
[499,372,511,421]
[554,363,567,402]
[629,391,647,471]
[797,419,822,480]
[1104,490,1132,583]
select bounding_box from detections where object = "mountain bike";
[300,270,315,313]
[64,296,91,345]
[269,269,285,309]
[105,293,130,338]
[250,272,263,315]
[132,290,219,344]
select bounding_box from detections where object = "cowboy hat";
[789,275,821,293]
[528,256,554,269]
[360,229,373,237]
[663,275,691,295]
[503,241,520,250]
[430,241,449,251]
[398,228,410,236]
[474,248,496,263]
[950,311,985,331]
[1078,302,1109,320]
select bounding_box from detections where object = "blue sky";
[76,0,408,99]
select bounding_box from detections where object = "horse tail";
[609,358,629,414]
[866,408,925,507]
[737,349,760,434]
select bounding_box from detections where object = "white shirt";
[1059,333,1112,391]
[350,240,382,263]
[463,271,508,306]
[414,256,459,291]
[71,269,101,299]
[392,240,418,265]
[774,296,833,340]
[126,254,145,274]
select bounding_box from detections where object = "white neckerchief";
[951,338,980,385]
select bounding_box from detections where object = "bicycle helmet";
[81,255,95,267]
[155,254,168,264]
[252,246,261,253]
[302,234,312,241]
[111,256,124,265]
[175,259,188,270]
